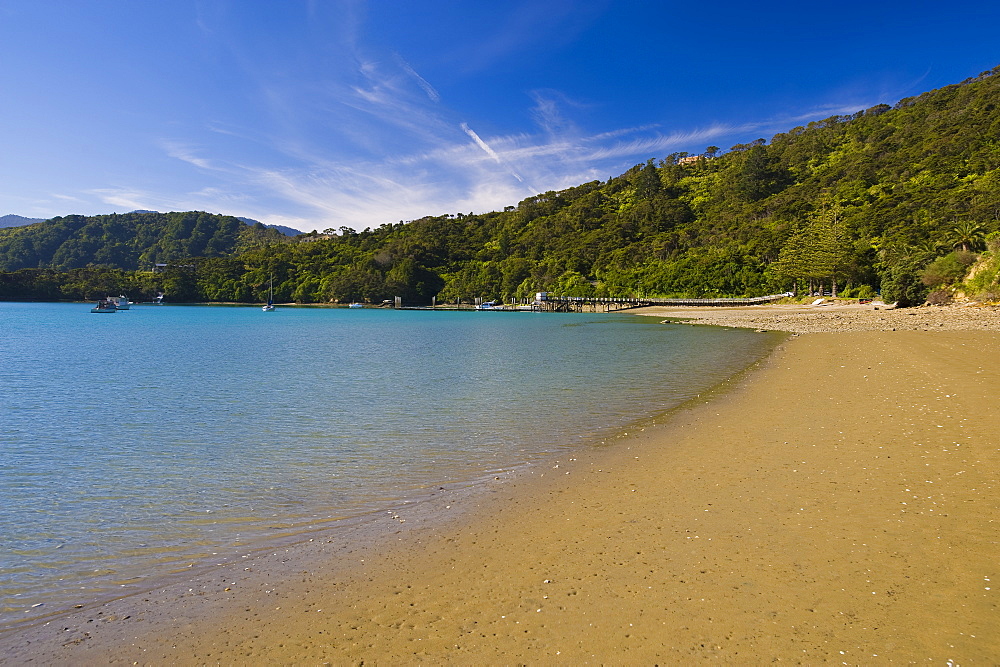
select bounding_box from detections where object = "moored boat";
[262,276,275,311]
[348,302,364,308]
[91,298,117,313]
[114,295,130,310]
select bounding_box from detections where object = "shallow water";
[0,302,782,628]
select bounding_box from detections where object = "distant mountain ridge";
[0,211,303,236]
[236,217,304,237]
[0,214,45,229]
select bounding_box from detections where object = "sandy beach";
[633,299,1000,333]
[2,306,999,664]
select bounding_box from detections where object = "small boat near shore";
[91,298,117,313]
[262,276,275,311]
[348,302,364,308]
[113,295,130,310]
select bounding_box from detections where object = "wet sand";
[2,325,998,663]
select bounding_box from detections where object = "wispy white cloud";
[529,89,584,137]
[461,122,525,183]
[549,124,740,163]
[162,141,217,170]
[158,97,875,231]
[90,188,155,212]
[334,58,457,154]
[50,193,86,202]
[143,26,887,233]
[397,54,441,103]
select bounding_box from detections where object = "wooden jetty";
[531,292,793,313]
[393,292,793,312]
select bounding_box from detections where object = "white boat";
[113,295,130,310]
[348,303,364,308]
[91,298,116,313]
[475,301,499,310]
[262,276,275,311]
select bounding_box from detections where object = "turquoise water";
[0,302,781,629]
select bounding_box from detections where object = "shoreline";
[630,300,1000,332]
[2,315,999,662]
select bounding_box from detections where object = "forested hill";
[2,65,1000,305]
[0,211,285,271]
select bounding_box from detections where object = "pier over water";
[396,293,793,312]
[532,292,794,312]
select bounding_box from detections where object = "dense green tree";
[770,203,852,295]
[735,145,780,202]
[877,244,930,307]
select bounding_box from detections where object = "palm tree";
[914,238,945,260]
[950,220,985,252]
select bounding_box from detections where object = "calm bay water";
[0,302,782,629]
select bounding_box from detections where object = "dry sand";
[2,310,999,664]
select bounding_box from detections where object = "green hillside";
[0,211,284,272]
[3,66,1000,305]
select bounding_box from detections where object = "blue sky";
[1,1,998,233]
